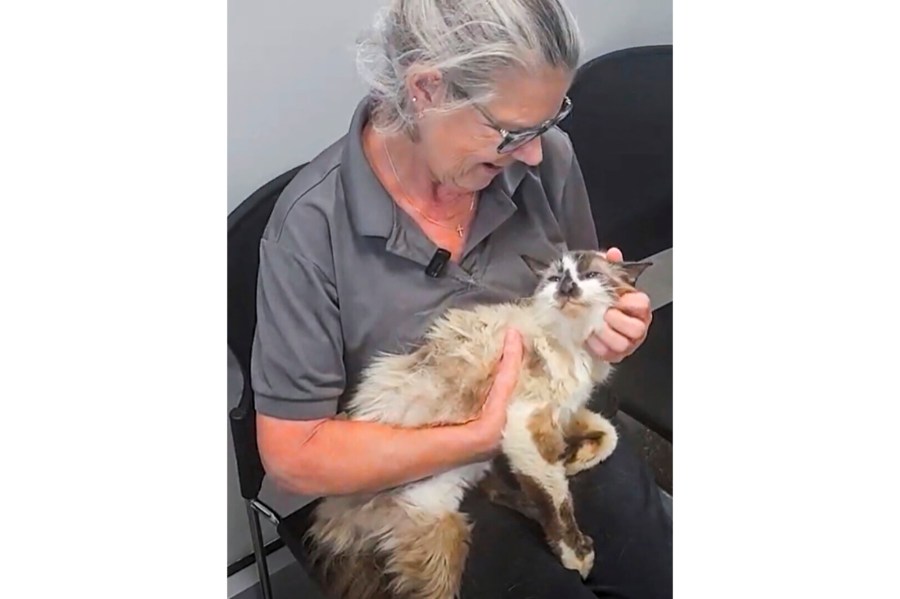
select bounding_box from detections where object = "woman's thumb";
[492,329,523,399]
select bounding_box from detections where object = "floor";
[232,548,320,599]
[229,547,297,599]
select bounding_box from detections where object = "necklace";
[383,138,475,238]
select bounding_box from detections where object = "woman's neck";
[365,124,472,214]
[362,123,477,260]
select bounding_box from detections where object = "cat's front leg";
[561,407,618,477]
[502,403,595,579]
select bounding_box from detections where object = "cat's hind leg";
[478,456,542,522]
[502,403,595,579]
[562,407,618,477]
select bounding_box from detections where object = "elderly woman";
[251,0,672,597]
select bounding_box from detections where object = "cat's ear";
[618,260,654,286]
[521,254,550,278]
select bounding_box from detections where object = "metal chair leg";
[246,500,274,599]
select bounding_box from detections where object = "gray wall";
[227,0,672,568]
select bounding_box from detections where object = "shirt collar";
[341,97,530,240]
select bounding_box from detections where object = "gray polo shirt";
[251,98,600,420]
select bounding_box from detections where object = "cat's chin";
[553,298,609,320]
[556,299,588,317]
[536,302,605,347]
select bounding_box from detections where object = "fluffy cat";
[306,249,652,599]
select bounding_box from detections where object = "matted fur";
[306,250,650,598]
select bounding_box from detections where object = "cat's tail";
[306,495,472,599]
[563,410,620,476]
[304,495,394,599]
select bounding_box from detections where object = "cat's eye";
[583,271,601,279]
[547,275,561,282]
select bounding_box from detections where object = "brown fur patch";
[492,454,521,489]
[517,473,562,540]
[527,404,566,463]
[386,512,471,599]
[562,408,615,470]
[574,251,596,275]
[525,343,548,378]
[559,498,593,559]
[561,431,606,464]
[563,418,607,459]
[480,468,541,522]
[314,549,392,599]
[564,409,601,438]
[306,496,411,598]
[516,474,590,559]
[408,338,497,426]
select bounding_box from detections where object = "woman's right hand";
[465,328,524,460]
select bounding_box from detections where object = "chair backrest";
[228,164,305,500]
[559,45,672,260]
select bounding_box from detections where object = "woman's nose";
[510,137,543,166]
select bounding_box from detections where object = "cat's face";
[525,250,652,320]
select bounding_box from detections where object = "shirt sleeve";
[250,237,344,420]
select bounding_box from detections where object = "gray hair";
[357,0,582,134]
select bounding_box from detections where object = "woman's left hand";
[586,247,653,364]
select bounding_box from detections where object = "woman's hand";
[465,328,524,460]
[586,247,653,364]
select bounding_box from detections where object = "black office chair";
[228,163,329,599]
[560,44,673,262]
[560,45,673,492]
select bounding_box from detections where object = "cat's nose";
[559,279,578,297]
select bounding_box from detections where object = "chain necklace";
[383,138,475,238]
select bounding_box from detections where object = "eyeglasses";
[475,96,573,154]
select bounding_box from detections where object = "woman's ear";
[406,68,444,111]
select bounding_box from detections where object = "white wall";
[227,0,672,569]
[227,0,672,213]
[228,0,383,213]
[569,0,673,63]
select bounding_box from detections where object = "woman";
[251,1,672,597]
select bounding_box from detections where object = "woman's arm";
[258,329,523,496]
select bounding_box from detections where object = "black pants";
[293,418,672,599]
[458,421,672,598]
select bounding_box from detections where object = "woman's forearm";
[257,414,489,497]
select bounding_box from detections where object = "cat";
[305,249,652,599]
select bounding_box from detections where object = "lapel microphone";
[425,248,451,278]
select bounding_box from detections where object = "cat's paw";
[558,538,595,579]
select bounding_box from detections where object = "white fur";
[398,462,491,515]
[558,541,594,579]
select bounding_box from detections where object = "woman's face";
[414,66,572,193]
